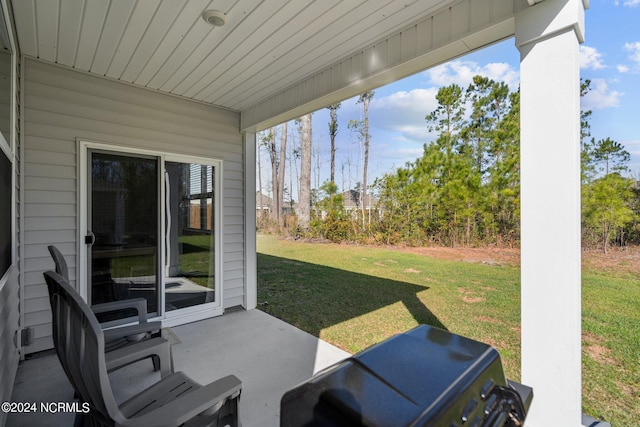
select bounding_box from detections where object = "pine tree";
[377,77,520,246]
[583,174,635,253]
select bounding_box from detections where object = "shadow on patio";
[8,309,349,427]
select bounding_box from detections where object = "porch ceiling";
[10,0,456,112]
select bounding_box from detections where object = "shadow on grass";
[179,242,209,254]
[257,253,446,340]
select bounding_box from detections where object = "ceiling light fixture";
[202,10,226,27]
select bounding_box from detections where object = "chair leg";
[219,395,240,427]
[151,346,175,378]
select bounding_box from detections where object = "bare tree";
[298,114,312,227]
[257,132,263,198]
[266,127,279,224]
[288,140,296,211]
[341,156,354,195]
[340,160,346,194]
[258,130,275,224]
[313,144,322,191]
[289,128,300,205]
[360,91,373,227]
[349,91,374,227]
[277,123,287,227]
[262,124,289,228]
[327,103,341,185]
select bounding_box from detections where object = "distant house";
[317,190,380,219]
[256,191,297,219]
[282,201,298,216]
[256,191,273,217]
[340,190,380,218]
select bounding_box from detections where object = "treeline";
[374,77,520,246]
[581,79,639,253]
[305,76,520,246]
[264,76,640,253]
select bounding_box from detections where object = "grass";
[108,235,215,288]
[582,275,640,422]
[256,233,640,426]
[174,235,215,288]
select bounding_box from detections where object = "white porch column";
[244,132,257,310]
[516,1,585,426]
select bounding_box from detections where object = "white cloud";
[617,64,630,73]
[423,60,520,90]
[379,146,425,161]
[615,0,640,6]
[369,88,439,142]
[373,88,438,113]
[581,79,624,110]
[624,41,640,70]
[368,60,520,144]
[580,45,606,69]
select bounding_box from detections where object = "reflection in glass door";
[165,161,216,312]
[88,151,160,317]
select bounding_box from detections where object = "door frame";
[78,140,224,326]
[163,152,224,326]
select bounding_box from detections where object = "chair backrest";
[43,271,121,424]
[47,245,69,280]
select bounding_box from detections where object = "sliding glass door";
[88,150,160,317]
[82,143,222,324]
[164,161,217,312]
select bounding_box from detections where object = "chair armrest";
[106,337,173,378]
[120,375,242,427]
[103,321,162,344]
[92,298,148,323]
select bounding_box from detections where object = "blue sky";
[258,1,640,198]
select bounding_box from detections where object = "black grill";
[281,325,532,427]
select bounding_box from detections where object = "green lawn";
[109,235,215,288]
[256,233,640,426]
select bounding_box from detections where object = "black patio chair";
[44,270,241,427]
[47,245,167,373]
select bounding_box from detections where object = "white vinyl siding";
[0,22,19,427]
[21,58,244,354]
[0,266,19,427]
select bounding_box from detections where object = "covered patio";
[1,0,588,426]
[8,309,350,427]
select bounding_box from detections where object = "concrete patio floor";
[7,308,350,427]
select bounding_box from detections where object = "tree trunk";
[328,103,340,185]
[466,202,472,246]
[278,123,287,227]
[359,92,373,228]
[298,114,312,227]
[362,113,369,228]
[268,127,279,224]
[257,135,263,224]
